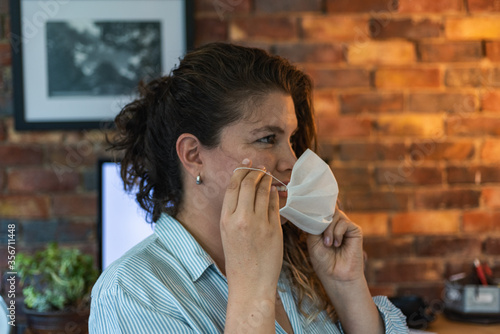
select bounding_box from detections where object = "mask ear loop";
[233,167,288,189]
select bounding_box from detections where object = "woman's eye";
[257,135,276,144]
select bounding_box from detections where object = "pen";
[474,259,488,286]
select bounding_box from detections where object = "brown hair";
[110,42,334,321]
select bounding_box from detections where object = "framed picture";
[10,0,194,130]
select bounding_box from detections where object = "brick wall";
[1,0,500,302]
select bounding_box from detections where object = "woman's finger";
[254,173,272,216]
[221,159,253,216]
[235,167,267,214]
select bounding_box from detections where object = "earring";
[196,175,202,185]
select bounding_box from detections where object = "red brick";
[348,41,416,65]
[326,0,395,12]
[375,166,442,186]
[7,168,80,193]
[399,0,463,12]
[464,211,500,232]
[301,16,369,42]
[0,195,50,218]
[5,119,64,144]
[316,115,372,139]
[370,18,442,39]
[256,0,322,12]
[305,68,370,89]
[486,68,500,86]
[414,189,480,209]
[419,41,483,62]
[392,211,460,234]
[364,237,413,258]
[444,67,490,87]
[340,93,404,114]
[0,145,44,166]
[194,18,227,46]
[339,142,405,161]
[415,237,482,257]
[483,187,500,209]
[340,190,409,211]
[409,141,475,161]
[0,119,5,141]
[0,169,4,190]
[48,144,103,168]
[230,17,298,41]
[52,194,97,217]
[486,41,500,62]
[447,165,500,184]
[481,139,500,163]
[446,17,500,40]
[0,43,10,67]
[375,115,443,137]
[330,166,371,189]
[371,259,443,283]
[375,68,441,88]
[368,284,396,298]
[409,92,477,113]
[467,0,500,12]
[313,90,339,116]
[484,238,500,255]
[347,212,389,236]
[482,90,500,111]
[447,116,500,136]
[195,0,251,15]
[275,43,344,64]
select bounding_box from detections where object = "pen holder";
[443,279,500,323]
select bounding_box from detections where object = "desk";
[424,314,500,334]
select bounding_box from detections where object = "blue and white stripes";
[89,213,409,333]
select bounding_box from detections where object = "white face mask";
[233,149,338,235]
[279,149,338,235]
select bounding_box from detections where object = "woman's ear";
[176,133,203,180]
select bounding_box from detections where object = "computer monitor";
[97,159,154,271]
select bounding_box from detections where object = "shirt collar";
[154,213,216,282]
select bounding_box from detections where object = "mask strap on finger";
[233,167,288,189]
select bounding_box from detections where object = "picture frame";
[10,0,194,130]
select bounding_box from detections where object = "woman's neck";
[176,206,227,275]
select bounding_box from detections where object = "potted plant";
[16,242,99,334]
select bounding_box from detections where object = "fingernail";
[257,165,266,172]
[334,239,340,247]
[324,236,331,246]
[242,158,250,165]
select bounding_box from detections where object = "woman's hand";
[307,208,364,283]
[220,160,283,288]
[221,160,283,333]
[307,209,385,334]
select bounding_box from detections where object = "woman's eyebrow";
[250,125,285,135]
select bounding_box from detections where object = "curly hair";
[109,42,335,322]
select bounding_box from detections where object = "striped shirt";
[89,213,409,333]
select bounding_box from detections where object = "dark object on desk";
[444,278,500,324]
[389,295,436,329]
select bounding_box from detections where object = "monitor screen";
[97,159,154,271]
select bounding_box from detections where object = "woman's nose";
[276,145,297,172]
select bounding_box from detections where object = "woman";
[89,43,408,333]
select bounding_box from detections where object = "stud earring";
[196,175,202,185]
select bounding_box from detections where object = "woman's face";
[200,91,298,222]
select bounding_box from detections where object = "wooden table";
[422,314,500,334]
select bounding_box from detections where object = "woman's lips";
[273,182,288,198]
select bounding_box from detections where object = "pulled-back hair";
[110,42,334,322]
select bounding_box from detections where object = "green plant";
[16,242,99,312]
